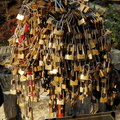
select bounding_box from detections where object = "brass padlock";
[47,17,54,24]
[49,61,58,75]
[99,69,105,78]
[45,53,52,71]
[78,94,83,100]
[92,49,99,55]
[105,59,111,73]
[96,62,105,78]
[77,44,86,60]
[17,52,24,59]
[83,5,89,13]
[100,96,108,103]
[74,61,82,72]
[80,64,90,81]
[89,40,96,49]
[53,22,64,36]
[65,44,74,60]
[78,18,85,26]
[87,44,93,60]
[78,3,86,12]
[70,79,78,86]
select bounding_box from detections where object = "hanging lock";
[105,59,111,73]
[16,7,25,21]
[47,17,55,24]
[80,64,90,81]
[65,44,74,60]
[77,44,86,60]
[100,92,108,103]
[49,61,58,75]
[89,39,96,49]
[78,18,85,26]
[45,53,52,71]
[96,62,105,78]
[53,22,64,36]
[17,51,24,59]
[70,72,78,86]
[57,92,65,106]
[74,61,82,72]
[77,3,86,12]
[87,44,93,60]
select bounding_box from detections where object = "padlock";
[80,64,90,81]
[70,72,78,86]
[87,44,93,60]
[78,18,85,26]
[78,3,86,12]
[96,62,105,78]
[100,96,108,103]
[53,22,64,36]
[65,44,74,60]
[74,61,82,72]
[77,44,86,60]
[89,39,96,49]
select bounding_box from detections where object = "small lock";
[70,80,78,86]
[78,3,86,11]
[87,44,93,60]
[80,64,90,81]
[20,75,27,82]
[65,44,74,60]
[100,96,108,103]
[53,22,64,36]
[99,69,105,78]
[47,17,54,24]
[89,40,96,48]
[96,81,100,90]
[92,49,99,55]
[77,44,86,60]
[18,52,24,59]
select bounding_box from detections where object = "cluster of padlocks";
[8,0,116,119]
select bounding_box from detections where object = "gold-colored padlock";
[77,44,86,60]
[65,44,74,60]
[80,64,90,81]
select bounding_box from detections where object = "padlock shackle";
[77,43,85,55]
[67,43,74,54]
[82,64,90,74]
[96,62,105,69]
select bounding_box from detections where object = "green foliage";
[104,4,120,45]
